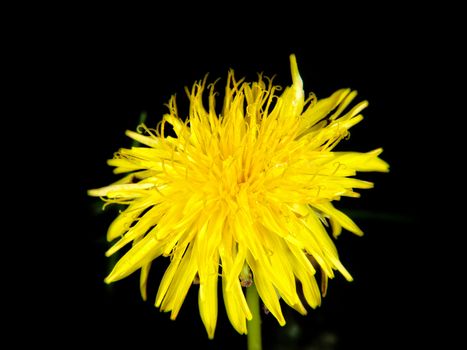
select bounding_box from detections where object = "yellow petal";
[334,148,390,172]
[105,234,163,283]
[299,88,351,132]
[159,244,198,319]
[125,129,160,148]
[87,183,154,197]
[198,253,219,339]
[140,262,151,301]
[247,253,285,326]
[222,277,251,335]
[313,202,363,236]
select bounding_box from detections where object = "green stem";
[247,284,262,350]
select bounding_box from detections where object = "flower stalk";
[246,284,262,350]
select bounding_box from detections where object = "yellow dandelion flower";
[89,54,389,339]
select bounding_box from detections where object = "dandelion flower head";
[89,55,389,338]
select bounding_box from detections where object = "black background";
[19,7,453,349]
